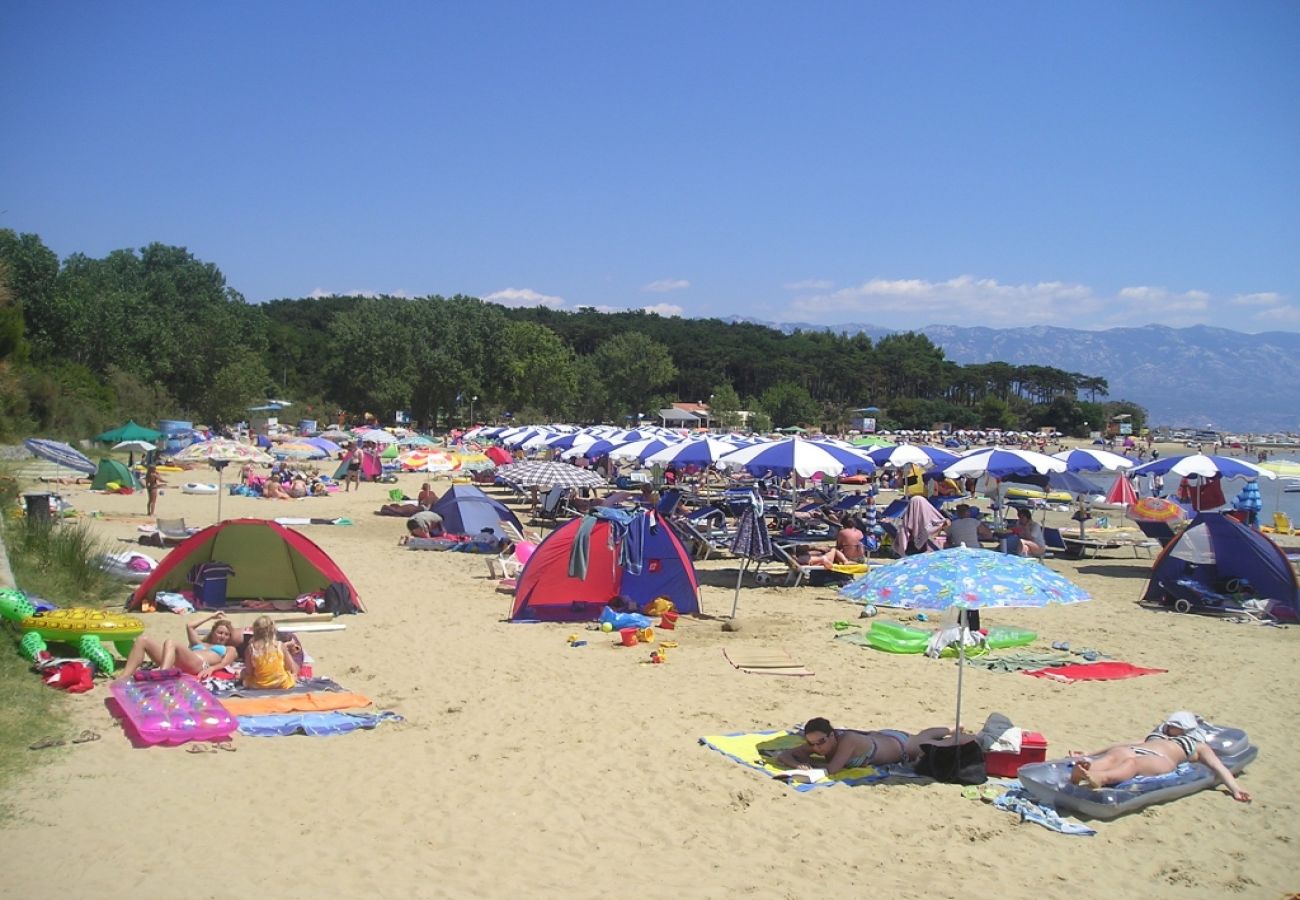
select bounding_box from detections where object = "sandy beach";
[1,468,1296,900]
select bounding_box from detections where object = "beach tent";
[511,510,700,621]
[130,519,363,611]
[430,485,524,537]
[1142,512,1298,620]
[91,458,138,491]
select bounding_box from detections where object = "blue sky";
[3,2,1297,331]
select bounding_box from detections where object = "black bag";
[321,580,358,615]
[914,739,987,785]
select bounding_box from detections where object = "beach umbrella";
[728,493,773,619]
[1104,473,1139,507]
[355,428,397,445]
[273,441,327,460]
[804,440,878,476]
[1050,448,1136,472]
[23,438,96,476]
[851,436,895,448]
[111,439,158,468]
[484,445,514,466]
[493,460,606,490]
[397,433,438,447]
[303,437,342,456]
[1129,453,1276,481]
[645,437,737,469]
[867,444,959,470]
[944,447,1066,480]
[608,437,677,463]
[1126,496,1191,524]
[839,546,1090,740]
[319,428,353,442]
[716,437,851,479]
[94,420,163,444]
[560,438,621,461]
[544,432,599,452]
[172,439,273,522]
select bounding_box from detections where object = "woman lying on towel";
[774,717,960,774]
[1068,711,1251,802]
[115,614,238,681]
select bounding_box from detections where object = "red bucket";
[659,610,679,630]
[619,627,639,647]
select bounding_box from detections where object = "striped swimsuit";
[1140,729,1197,760]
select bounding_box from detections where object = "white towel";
[987,727,1023,753]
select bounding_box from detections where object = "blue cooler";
[188,562,235,609]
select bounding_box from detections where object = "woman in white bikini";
[1068,711,1252,802]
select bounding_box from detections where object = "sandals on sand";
[29,730,100,750]
[186,742,237,754]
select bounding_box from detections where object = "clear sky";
[2,2,1297,332]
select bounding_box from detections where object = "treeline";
[0,231,1145,439]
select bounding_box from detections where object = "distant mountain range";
[721,319,1299,433]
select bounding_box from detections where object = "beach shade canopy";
[867,444,959,470]
[484,445,513,466]
[430,485,524,538]
[561,438,623,460]
[1105,473,1140,507]
[273,441,328,460]
[493,459,606,490]
[607,437,677,463]
[23,438,96,476]
[717,437,855,479]
[727,493,773,618]
[304,437,342,456]
[130,519,363,611]
[1143,512,1298,620]
[1051,448,1136,472]
[319,428,353,441]
[173,439,274,465]
[645,437,738,469]
[112,440,158,454]
[354,428,397,445]
[840,545,1091,738]
[1129,453,1276,481]
[803,440,878,475]
[95,420,163,444]
[1126,496,1192,524]
[511,510,700,621]
[944,447,1066,480]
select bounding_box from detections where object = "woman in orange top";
[240,615,300,690]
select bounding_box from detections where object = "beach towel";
[723,647,814,677]
[220,691,373,716]
[699,729,923,792]
[238,710,403,737]
[1021,661,1167,683]
[991,784,1097,836]
[212,677,345,698]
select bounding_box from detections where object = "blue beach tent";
[429,485,524,538]
[1143,512,1299,620]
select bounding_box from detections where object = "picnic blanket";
[699,729,924,792]
[1021,661,1167,683]
[969,652,1074,673]
[723,647,814,677]
[212,677,345,698]
[991,784,1097,836]
[238,710,403,737]
[220,691,372,716]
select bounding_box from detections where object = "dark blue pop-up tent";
[430,484,524,538]
[1143,512,1299,620]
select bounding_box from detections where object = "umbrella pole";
[217,467,224,523]
[730,559,748,619]
[954,608,966,744]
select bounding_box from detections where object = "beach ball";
[600,622,613,633]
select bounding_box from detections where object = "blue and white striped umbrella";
[1128,453,1275,481]
[23,438,96,476]
[644,438,737,468]
[608,437,678,463]
[944,447,1066,480]
[1050,448,1135,472]
[867,444,959,470]
[718,437,864,479]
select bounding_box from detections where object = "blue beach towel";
[238,710,404,737]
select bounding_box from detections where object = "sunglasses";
[806,734,831,750]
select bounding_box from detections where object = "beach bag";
[914,739,987,785]
[321,581,358,616]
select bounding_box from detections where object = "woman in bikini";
[834,515,867,563]
[1068,711,1251,802]
[774,717,958,774]
[115,613,238,681]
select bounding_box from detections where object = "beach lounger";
[157,518,197,545]
[671,507,733,560]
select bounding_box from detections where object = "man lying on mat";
[774,717,960,774]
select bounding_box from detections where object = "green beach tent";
[91,458,139,490]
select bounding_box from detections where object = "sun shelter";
[91,458,139,491]
[511,509,700,621]
[94,420,163,444]
[130,519,363,611]
[430,485,524,537]
[1142,512,1298,620]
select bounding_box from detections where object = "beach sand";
[1,469,1295,899]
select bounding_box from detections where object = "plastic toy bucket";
[659,610,679,630]
[619,627,639,647]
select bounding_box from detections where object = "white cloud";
[784,278,834,291]
[786,275,1100,326]
[642,303,684,317]
[482,287,566,308]
[1251,303,1300,325]
[642,279,690,293]
[308,288,413,299]
[1229,292,1283,307]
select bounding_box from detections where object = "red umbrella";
[485,446,513,466]
[1105,473,1138,506]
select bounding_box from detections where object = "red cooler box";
[985,731,1047,777]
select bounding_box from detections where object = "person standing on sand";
[145,465,163,517]
[344,443,361,492]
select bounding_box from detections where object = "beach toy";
[659,610,679,630]
[0,591,143,656]
[984,626,1037,650]
[864,620,931,654]
[182,483,218,495]
[1018,723,1257,820]
[861,604,879,618]
[619,627,639,647]
[19,631,49,663]
[109,670,237,746]
[598,607,653,631]
[636,627,654,643]
[600,622,613,633]
[78,635,115,676]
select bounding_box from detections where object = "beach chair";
[1041,526,1068,559]
[486,540,537,581]
[671,507,733,560]
[532,485,572,524]
[755,542,816,587]
[157,518,196,545]
[1270,511,1297,535]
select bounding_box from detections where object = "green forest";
[0,231,1145,439]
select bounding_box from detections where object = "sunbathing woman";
[115,613,238,681]
[793,544,853,569]
[263,478,292,500]
[240,615,301,690]
[774,717,959,774]
[1068,711,1251,802]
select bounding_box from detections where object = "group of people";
[239,462,329,499]
[116,612,301,690]
[894,496,1045,558]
